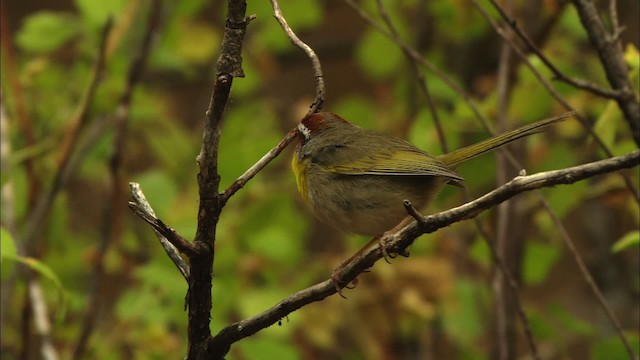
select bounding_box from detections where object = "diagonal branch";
[204,150,640,357]
[488,0,626,100]
[128,183,192,278]
[571,0,640,147]
[270,0,325,113]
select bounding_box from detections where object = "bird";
[292,112,569,237]
[291,111,571,293]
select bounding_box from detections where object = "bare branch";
[73,5,163,358]
[270,0,325,113]
[572,0,640,147]
[488,0,626,100]
[205,150,640,357]
[374,0,448,153]
[470,0,640,203]
[128,195,199,259]
[21,19,113,252]
[221,127,299,205]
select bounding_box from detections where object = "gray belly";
[306,173,446,236]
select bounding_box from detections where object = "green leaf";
[550,304,595,336]
[15,12,81,53]
[1,227,17,259]
[3,249,67,314]
[523,241,561,285]
[612,231,640,253]
[74,0,126,27]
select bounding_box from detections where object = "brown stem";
[571,0,640,147]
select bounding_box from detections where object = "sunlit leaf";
[74,0,126,27]
[15,12,81,53]
[612,231,640,253]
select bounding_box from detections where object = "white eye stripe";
[298,123,311,139]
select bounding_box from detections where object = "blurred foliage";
[1,0,639,359]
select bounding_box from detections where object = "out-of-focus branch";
[488,0,626,100]
[221,127,298,205]
[571,0,640,147]
[73,4,162,358]
[270,0,325,113]
[21,19,113,252]
[204,150,640,358]
[0,2,40,207]
[373,0,447,153]
[470,0,639,203]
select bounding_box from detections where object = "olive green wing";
[316,143,463,182]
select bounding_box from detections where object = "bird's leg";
[378,216,413,262]
[330,216,414,296]
[330,236,380,297]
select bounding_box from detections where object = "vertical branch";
[188,1,249,358]
[492,1,518,358]
[0,2,40,208]
[572,0,640,146]
[21,19,113,253]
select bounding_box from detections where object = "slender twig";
[571,0,640,147]
[73,5,162,358]
[128,183,191,279]
[270,0,325,113]
[470,0,640,203]
[204,150,640,357]
[0,2,40,207]
[21,19,113,252]
[374,0,448,153]
[221,127,298,205]
[128,199,199,258]
[488,0,625,100]
[343,0,498,139]
[541,195,638,359]
[220,0,328,204]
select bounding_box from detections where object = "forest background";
[1,0,639,359]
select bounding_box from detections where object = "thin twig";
[270,0,325,113]
[0,2,40,207]
[343,0,498,138]
[73,5,162,358]
[571,0,640,147]
[540,195,638,359]
[221,127,298,205]
[21,18,113,252]
[488,0,625,100]
[205,150,640,357]
[128,183,191,279]
[374,0,448,153]
[470,0,640,203]
[128,198,199,258]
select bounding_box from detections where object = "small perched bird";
[292,112,569,237]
